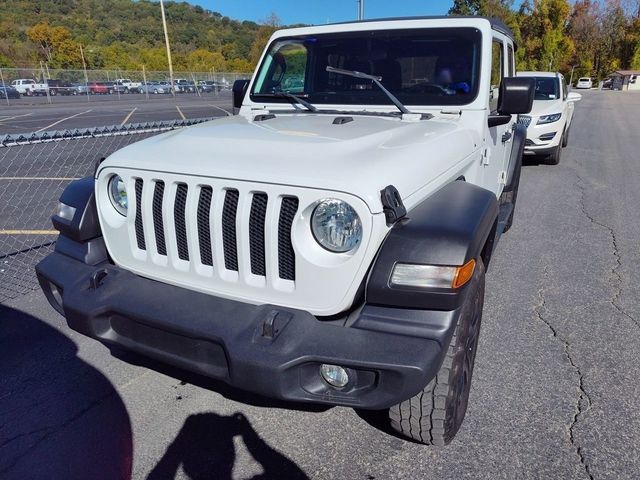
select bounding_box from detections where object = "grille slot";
[174,183,189,261]
[278,197,298,281]
[517,115,532,128]
[222,189,239,271]
[152,181,167,255]
[249,193,268,276]
[134,179,146,250]
[197,186,213,266]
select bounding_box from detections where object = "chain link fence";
[0,67,250,104]
[0,117,216,303]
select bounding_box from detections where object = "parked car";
[37,16,535,446]
[516,71,581,164]
[140,81,167,94]
[88,82,109,95]
[197,80,213,93]
[11,78,48,96]
[114,78,142,94]
[46,79,76,96]
[72,83,89,95]
[575,77,593,89]
[601,78,613,89]
[173,78,195,93]
[0,85,21,99]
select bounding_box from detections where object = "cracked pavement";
[1,90,640,479]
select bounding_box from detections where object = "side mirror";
[498,77,535,115]
[567,91,582,102]
[232,79,250,111]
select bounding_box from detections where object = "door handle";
[501,131,512,143]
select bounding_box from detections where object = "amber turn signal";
[452,259,476,289]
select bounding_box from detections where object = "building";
[610,70,640,91]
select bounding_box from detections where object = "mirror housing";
[567,91,582,102]
[232,79,250,111]
[497,77,535,115]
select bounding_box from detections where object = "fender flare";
[366,181,498,311]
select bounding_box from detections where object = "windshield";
[531,77,560,100]
[251,27,481,108]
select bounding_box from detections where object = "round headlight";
[108,175,128,216]
[311,199,362,253]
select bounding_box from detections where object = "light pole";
[569,65,577,88]
[357,0,364,20]
[160,0,175,97]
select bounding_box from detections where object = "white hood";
[101,113,476,213]
[528,98,564,117]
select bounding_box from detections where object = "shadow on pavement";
[147,412,309,480]
[0,305,132,480]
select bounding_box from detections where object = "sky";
[190,0,456,26]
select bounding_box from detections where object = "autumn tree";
[27,22,82,68]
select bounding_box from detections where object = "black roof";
[323,15,516,43]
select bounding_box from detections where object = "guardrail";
[0,117,217,303]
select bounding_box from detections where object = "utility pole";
[357,0,364,20]
[160,0,175,97]
[79,45,90,102]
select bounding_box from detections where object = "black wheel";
[389,259,486,446]
[545,140,562,165]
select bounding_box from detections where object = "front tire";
[388,258,486,445]
[545,139,562,165]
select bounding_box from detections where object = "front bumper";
[36,251,461,409]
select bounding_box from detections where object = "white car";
[575,77,593,89]
[516,71,581,164]
[10,78,48,96]
[37,16,536,446]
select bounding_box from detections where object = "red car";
[88,82,109,95]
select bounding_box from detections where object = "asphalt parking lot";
[2,90,640,479]
[0,92,233,134]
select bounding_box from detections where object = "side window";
[254,41,308,94]
[507,45,514,77]
[490,40,504,112]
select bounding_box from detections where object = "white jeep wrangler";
[37,16,534,445]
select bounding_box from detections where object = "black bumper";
[36,252,462,409]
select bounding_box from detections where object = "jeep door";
[484,35,513,196]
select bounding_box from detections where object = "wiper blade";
[326,66,410,115]
[254,92,317,112]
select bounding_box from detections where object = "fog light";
[320,364,349,388]
[56,202,76,221]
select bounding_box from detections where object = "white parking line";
[120,107,137,126]
[35,109,92,133]
[175,105,186,120]
[0,112,33,123]
[209,104,232,116]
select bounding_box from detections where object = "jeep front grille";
[132,177,299,282]
[517,115,532,128]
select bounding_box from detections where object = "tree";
[519,0,575,72]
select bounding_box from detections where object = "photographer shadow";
[147,412,309,480]
[0,304,132,480]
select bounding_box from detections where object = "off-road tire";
[389,259,486,446]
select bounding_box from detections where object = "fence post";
[80,45,90,103]
[142,65,149,100]
[0,68,9,106]
[191,72,201,97]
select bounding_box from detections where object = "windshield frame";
[249,27,483,109]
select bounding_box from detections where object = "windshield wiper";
[325,66,410,115]
[253,91,317,112]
